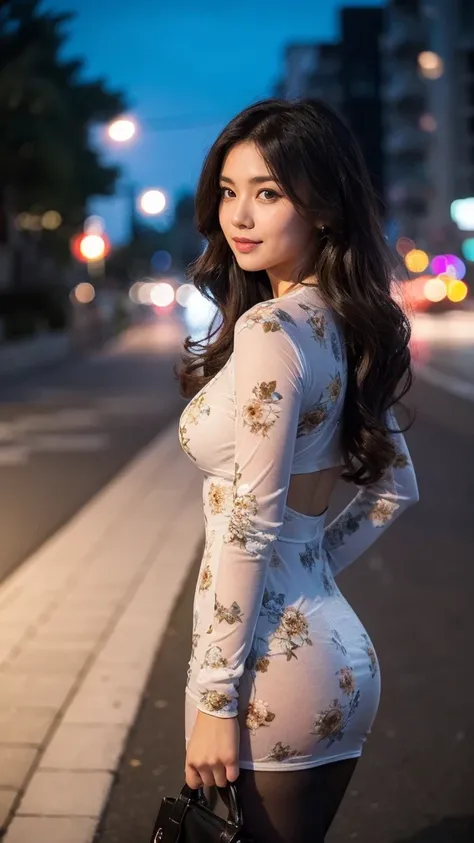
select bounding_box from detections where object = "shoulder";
[233,301,307,384]
[235,300,301,338]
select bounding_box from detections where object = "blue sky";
[45,0,383,242]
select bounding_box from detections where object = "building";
[339,7,385,210]
[274,7,386,210]
[383,0,474,259]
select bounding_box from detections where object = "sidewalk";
[0,420,203,843]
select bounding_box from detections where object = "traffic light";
[70,232,110,263]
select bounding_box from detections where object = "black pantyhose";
[207,757,359,842]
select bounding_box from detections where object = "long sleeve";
[322,411,419,577]
[195,314,306,718]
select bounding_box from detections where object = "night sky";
[44,0,383,242]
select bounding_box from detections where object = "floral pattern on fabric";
[214,594,244,625]
[362,633,378,678]
[242,304,298,333]
[245,699,276,735]
[393,451,409,469]
[331,628,348,656]
[299,302,328,346]
[178,394,211,461]
[310,689,361,748]
[321,562,338,596]
[208,482,232,515]
[299,542,318,573]
[331,331,341,361]
[242,380,283,437]
[297,372,343,437]
[261,741,302,763]
[201,644,229,670]
[199,689,234,713]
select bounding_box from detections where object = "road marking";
[16,410,102,431]
[27,433,110,451]
[415,364,474,402]
[0,446,29,465]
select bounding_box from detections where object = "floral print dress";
[179,284,419,771]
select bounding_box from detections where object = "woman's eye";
[259,189,279,200]
[219,187,280,201]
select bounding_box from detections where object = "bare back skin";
[286,466,342,517]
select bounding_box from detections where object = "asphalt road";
[91,331,473,841]
[0,316,186,585]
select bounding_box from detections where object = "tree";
[0,0,127,261]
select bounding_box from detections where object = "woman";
[176,97,419,842]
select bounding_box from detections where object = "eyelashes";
[219,187,281,202]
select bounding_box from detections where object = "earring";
[319,225,327,234]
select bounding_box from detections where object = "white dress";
[178,283,419,772]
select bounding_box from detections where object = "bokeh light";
[41,210,62,230]
[431,254,448,274]
[150,282,175,307]
[71,282,95,304]
[405,249,429,273]
[175,283,196,308]
[446,280,468,303]
[139,189,166,216]
[424,277,447,302]
[419,113,437,132]
[151,250,172,272]
[461,238,474,261]
[79,233,107,261]
[396,237,416,257]
[444,254,466,279]
[108,118,137,142]
[418,51,444,79]
[450,198,474,230]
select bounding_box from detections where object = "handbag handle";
[170,782,245,840]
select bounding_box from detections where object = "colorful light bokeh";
[396,237,416,257]
[423,277,447,302]
[430,254,466,278]
[405,249,429,273]
[447,280,468,302]
[461,238,474,262]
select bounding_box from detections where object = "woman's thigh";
[215,757,359,842]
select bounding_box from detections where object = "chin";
[234,254,268,272]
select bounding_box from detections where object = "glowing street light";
[417,51,444,79]
[107,117,137,143]
[79,233,107,261]
[138,189,167,216]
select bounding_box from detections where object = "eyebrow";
[219,175,277,185]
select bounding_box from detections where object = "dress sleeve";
[195,312,305,718]
[322,411,419,577]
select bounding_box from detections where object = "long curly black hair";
[174,97,413,486]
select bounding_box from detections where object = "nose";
[231,197,255,229]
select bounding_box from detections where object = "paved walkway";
[0,421,202,842]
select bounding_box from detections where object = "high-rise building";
[274,7,386,209]
[339,7,385,209]
[383,0,474,258]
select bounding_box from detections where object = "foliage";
[0,0,127,258]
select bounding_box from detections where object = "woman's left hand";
[185,709,240,789]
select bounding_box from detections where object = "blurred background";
[0,2,473,843]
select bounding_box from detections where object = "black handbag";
[149,781,253,842]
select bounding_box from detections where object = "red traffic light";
[71,232,110,262]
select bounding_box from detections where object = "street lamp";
[138,189,167,216]
[107,117,137,143]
